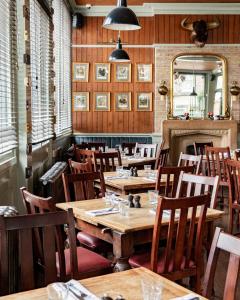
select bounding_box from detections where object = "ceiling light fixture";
[109,34,130,62]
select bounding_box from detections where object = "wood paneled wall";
[72,15,240,133]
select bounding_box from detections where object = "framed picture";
[94,63,111,82]
[72,63,89,82]
[136,92,152,111]
[135,64,152,82]
[72,92,89,111]
[115,93,131,111]
[94,92,110,111]
[114,63,131,82]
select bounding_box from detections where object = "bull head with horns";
[181,17,220,47]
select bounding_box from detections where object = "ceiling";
[75,0,240,5]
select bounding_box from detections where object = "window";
[53,0,72,136]
[30,0,54,144]
[0,0,17,155]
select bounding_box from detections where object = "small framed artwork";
[114,63,131,82]
[72,92,89,111]
[72,63,89,82]
[136,92,153,111]
[94,92,111,111]
[94,63,111,82]
[115,92,131,111]
[135,64,152,82]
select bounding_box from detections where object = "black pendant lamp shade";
[190,87,197,96]
[109,37,130,62]
[103,0,141,31]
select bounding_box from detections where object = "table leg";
[113,231,133,272]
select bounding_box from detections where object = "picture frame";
[114,63,131,82]
[94,63,111,82]
[94,92,111,111]
[115,92,131,111]
[136,92,153,111]
[135,64,152,82]
[72,92,89,112]
[72,63,89,82]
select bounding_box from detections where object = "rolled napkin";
[171,293,200,300]
[47,279,99,300]
[105,175,128,180]
[85,207,119,216]
[142,177,156,182]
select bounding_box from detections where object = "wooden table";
[103,170,157,195]
[121,156,156,168]
[1,267,207,299]
[57,193,224,272]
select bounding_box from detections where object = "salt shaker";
[130,167,134,176]
[133,167,138,177]
[128,194,134,208]
[134,195,141,208]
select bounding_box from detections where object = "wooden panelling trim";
[72,45,154,48]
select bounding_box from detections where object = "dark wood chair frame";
[93,151,122,172]
[121,142,136,156]
[68,159,93,173]
[193,142,213,156]
[155,148,170,169]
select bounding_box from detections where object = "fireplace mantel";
[162,120,238,164]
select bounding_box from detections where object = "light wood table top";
[1,267,207,300]
[121,156,156,168]
[56,193,224,234]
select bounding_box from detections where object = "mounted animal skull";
[181,17,220,47]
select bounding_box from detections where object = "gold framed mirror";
[170,53,228,119]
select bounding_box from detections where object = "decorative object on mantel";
[208,112,214,120]
[158,80,168,96]
[230,81,240,96]
[103,0,141,31]
[181,17,220,47]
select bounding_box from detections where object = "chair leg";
[229,208,234,234]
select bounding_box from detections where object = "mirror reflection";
[171,54,227,119]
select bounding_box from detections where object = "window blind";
[0,0,17,155]
[53,0,72,136]
[30,0,54,144]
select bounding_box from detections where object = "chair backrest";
[74,148,95,163]
[121,142,136,156]
[151,194,210,277]
[79,142,106,151]
[178,152,202,174]
[93,151,122,172]
[205,146,231,183]
[155,165,195,198]
[234,149,240,161]
[202,227,240,300]
[135,143,158,158]
[0,209,78,295]
[176,172,220,208]
[62,172,106,202]
[193,142,213,155]
[155,148,170,169]
[68,159,93,173]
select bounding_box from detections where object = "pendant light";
[109,33,130,62]
[190,64,197,96]
[103,0,141,31]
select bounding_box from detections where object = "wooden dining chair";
[0,209,112,295]
[155,165,195,198]
[225,159,240,234]
[68,159,93,173]
[176,171,220,209]
[193,142,213,155]
[178,152,202,174]
[234,149,240,161]
[93,151,122,172]
[154,148,170,169]
[202,227,240,300]
[74,148,96,163]
[129,194,210,294]
[121,142,136,156]
[79,142,106,151]
[134,143,158,158]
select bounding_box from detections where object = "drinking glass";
[148,190,159,205]
[116,166,124,176]
[141,280,162,300]
[144,165,152,178]
[47,282,69,300]
[105,191,114,206]
[134,152,141,159]
[118,201,129,216]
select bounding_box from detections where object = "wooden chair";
[202,227,240,300]
[176,171,220,209]
[68,159,92,173]
[178,152,202,174]
[225,159,240,234]
[193,142,213,155]
[234,149,240,161]
[155,148,170,169]
[134,143,158,158]
[129,194,210,293]
[121,142,136,156]
[155,165,195,198]
[78,142,106,152]
[74,148,95,163]
[0,209,112,295]
[93,151,122,172]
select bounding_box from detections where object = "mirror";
[170,54,228,119]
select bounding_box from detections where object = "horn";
[207,17,220,30]
[181,17,193,31]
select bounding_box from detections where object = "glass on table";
[134,152,141,159]
[116,165,124,176]
[141,280,162,300]
[118,201,129,217]
[104,191,115,206]
[144,165,152,178]
[148,190,159,205]
[47,282,69,300]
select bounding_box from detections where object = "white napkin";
[85,207,119,216]
[105,175,128,180]
[171,293,200,300]
[142,177,156,182]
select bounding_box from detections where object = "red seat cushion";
[56,246,112,276]
[77,231,112,253]
[129,251,195,274]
